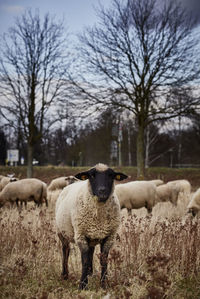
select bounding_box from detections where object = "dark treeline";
[1,110,200,168]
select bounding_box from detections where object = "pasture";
[1,166,200,298]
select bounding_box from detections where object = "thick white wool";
[56,180,120,243]
[115,181,157,211]
[149,179,164,186]
[0,178,46,205]
[167,180,191,195]
[0,176,19,191]
[187,188,200,211]
[94,163,109,172]
[48,176,77,192]
[156,183,179,205]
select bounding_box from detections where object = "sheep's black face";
[88,168,116,202]
[75,166,127,202]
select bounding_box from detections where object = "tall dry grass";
[0,191,200,298]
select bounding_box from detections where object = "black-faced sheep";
[187,188,200,216]
[115,181,157,214]
[0,178,48,208]
[55,163,127,289]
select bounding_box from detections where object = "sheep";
[55,163,127,289]
[47,176,79,203]
[156,183,179,206]
[115,181,157,215]
[0,175,19,191]
[0,178,48,208]
[187,188,200,216]
[167,179,191,196]
[48,176,78,192]
[149,179,164,186]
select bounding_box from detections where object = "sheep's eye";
[108,171,114,178]
[90,173,95,179]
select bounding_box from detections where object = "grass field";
[1,166,200,298]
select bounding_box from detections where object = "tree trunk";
[136,118,145,179]
[145,125,150,169]
[27,142,33,178]
[127,126,132,166]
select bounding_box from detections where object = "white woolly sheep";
[149,179,164,186]
[47,176,79,203]
[156,183,179,206]
[115,180,157,215]
[48,176,78,192]
[55,163,127,289]
[167,179,191,197]
[0,175,19,191]
[187,188,200,216]
[0,178,48,208]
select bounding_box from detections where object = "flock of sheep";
[1,163,200,289]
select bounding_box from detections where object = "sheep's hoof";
[100,279,109,289]
[79,281,88,290]
[61,273,68,280]
[88,267,93,276]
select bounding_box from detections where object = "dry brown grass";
[1,191,200,299]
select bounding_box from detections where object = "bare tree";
[0,9,70,177]
[70,0,200,177]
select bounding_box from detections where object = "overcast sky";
[1,0,200,37]
[0,0,112,36]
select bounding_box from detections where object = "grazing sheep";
[48,176,78,192]
[187,188,200,216]
[156,183,179,206]
[0,178,48,208]
[149,179,164,186]
[115,181,157,214]
[167,179,191,196]
[55,163,127,289]
[0,175,19,191]
[47,176,79,202]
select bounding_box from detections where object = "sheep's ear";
[114,172,128,181]
[10,178,17,182]
[75,172,89,180]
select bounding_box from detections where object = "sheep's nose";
[98,186,107,197]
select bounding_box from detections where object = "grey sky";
[0,0,112,36]
[1,0,200,37]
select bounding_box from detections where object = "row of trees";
[0,0,200,177]
[1,108,200,168]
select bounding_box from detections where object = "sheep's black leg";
[77,238,95,289]
[88,246,95,276]
[127,208,132,216]
[61,242,70,279]
[79,247,91,289]
[58,233,70,280]
[145,201,152,213]
[16,198,19,207]
[45,197,48,207]
[100,237,110,289]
